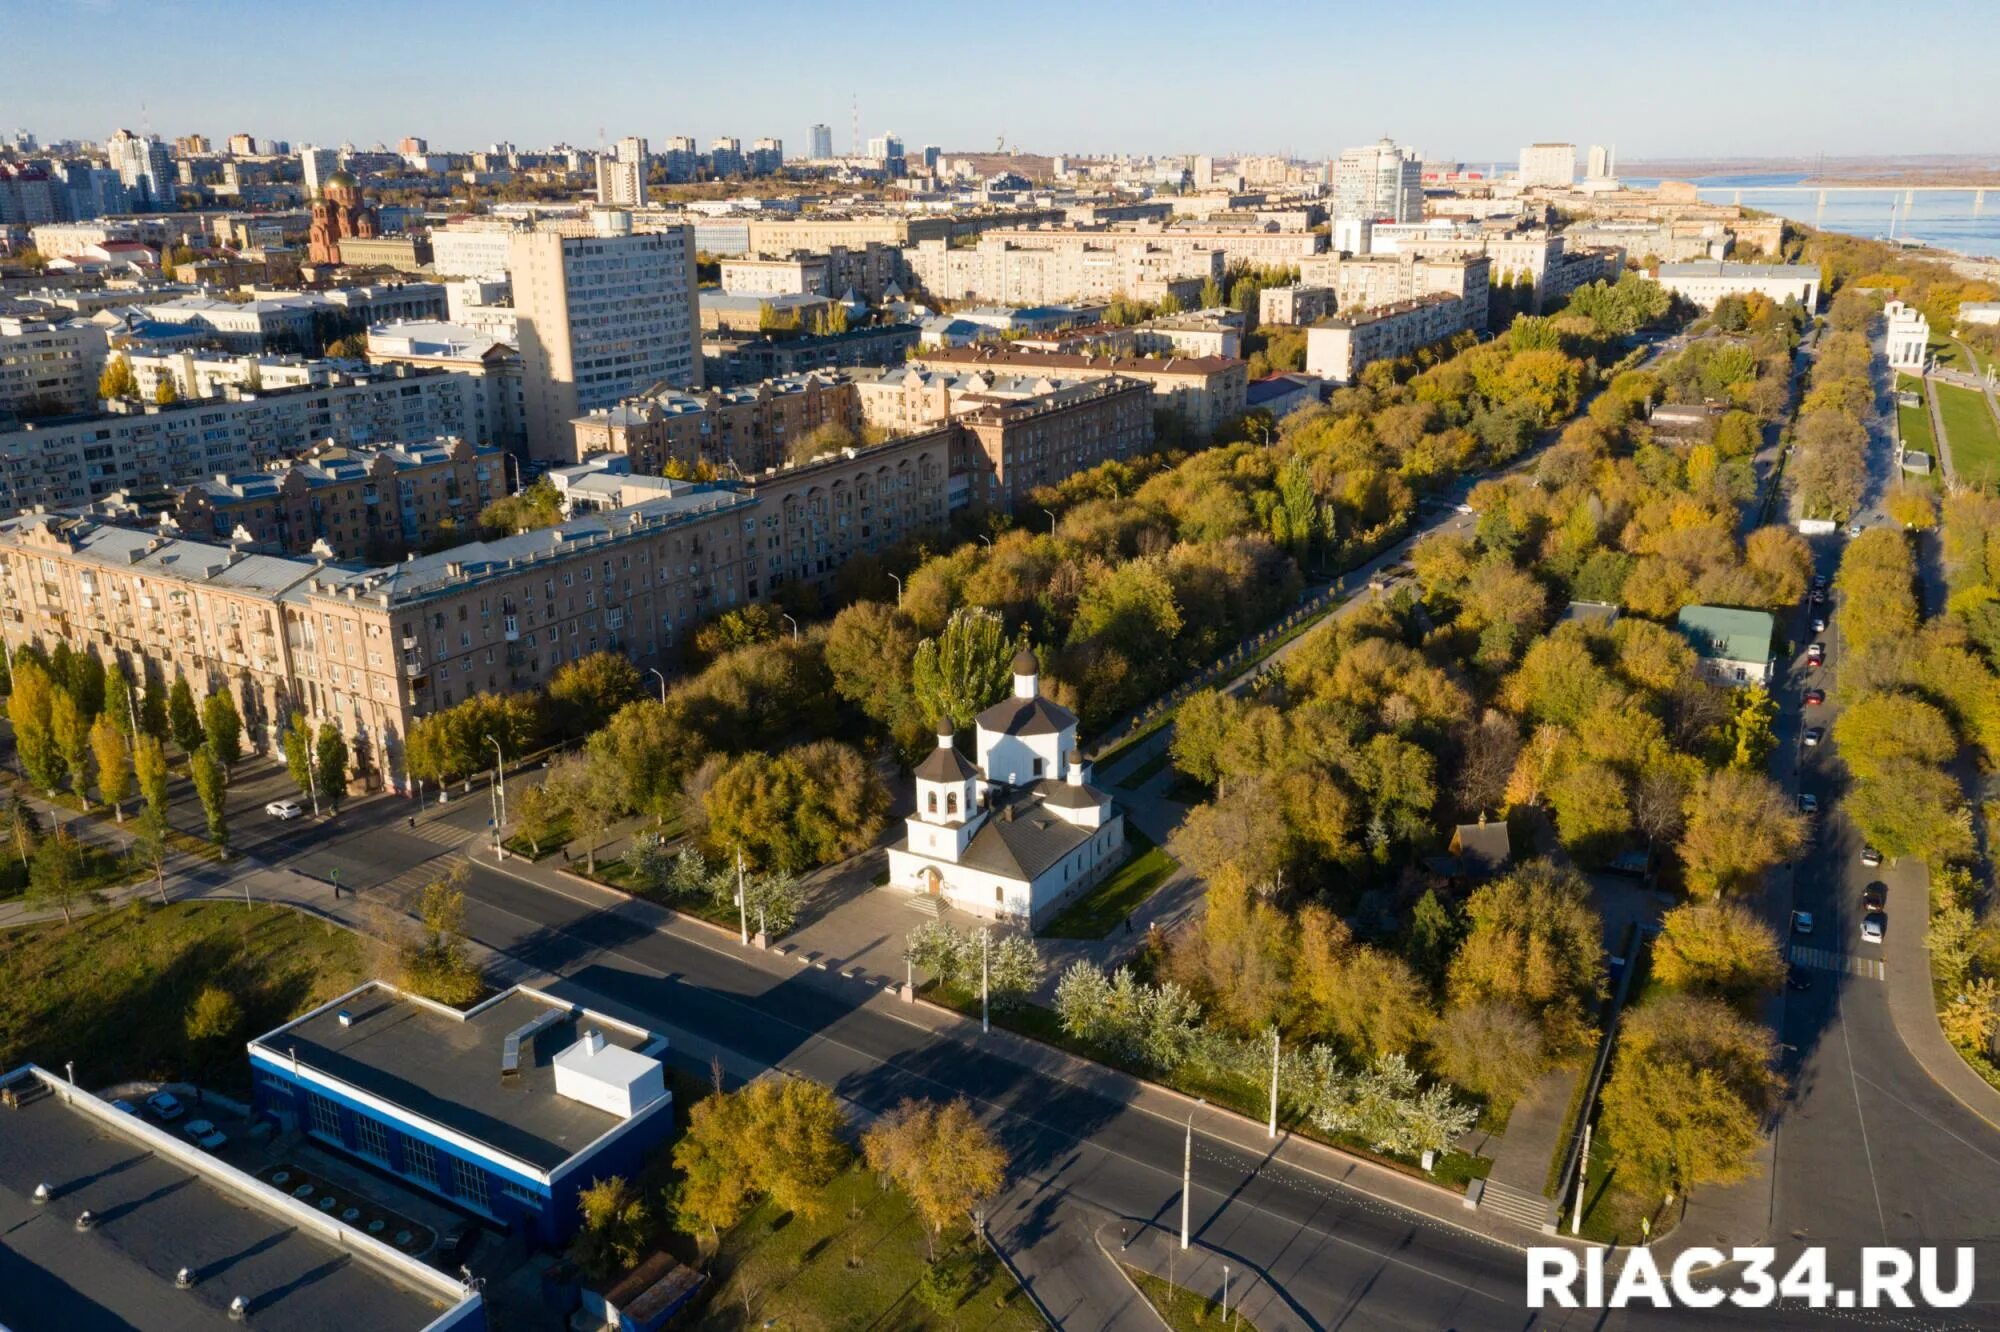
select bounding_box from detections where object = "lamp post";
[980,926,990,1034]
[485,735,506,859]
[1222,1264,1230,1325]
[1267,1027,1280,1140]
[1042,507,1057,534]
[1181,1099,1203,1250]
[977,534,991,548]
[886,572,903,606]
[304,729,320,818]
[780,612,799,642]
[735,847,749,945]
[646,667,667,705]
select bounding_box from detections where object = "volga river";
[1623,172,2000,260]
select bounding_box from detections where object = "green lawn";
[1931,339,1978,374]
[1936,382,2000,486]
[1040,827,1178,940]
[1115,750,1172,790]
[0,901,365,1095]
[681,1163,1041,1332]
[1896,376,1937,458]
[1126,1267,1261,1332]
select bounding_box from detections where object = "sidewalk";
[1098,1221,1309,1332]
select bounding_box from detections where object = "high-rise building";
[1585,144,1616,181]
[299,146,338,197]
[866,133,905,169]
[708,137,744,177]
[1519,142,1577,188]
[749,137,783,176]
[596,135,647,206]
[105,128,175,209]
[808,123,834,159]
[1333,139,1423,224]
[663,136,697,181]
[398,136,429,155]
[509,211,702,458]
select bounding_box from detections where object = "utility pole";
[1571,1121,1592,1235]
[485,735,506,859]
[1181,1099,1203,1249]
[1267,1028,1280,1139]
[980,926,990,1034]
[736,847,749,945]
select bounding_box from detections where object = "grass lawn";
[589,858,743,932]
[1040,827,1178,940]
[1932,339,1978,374]
[1570,1139,1676,1245]
[678,1163,1041,1332]
[1896,376,1937,459]
[1126,1267,1259,1332]
[0,900,364,1096]
[1936,382,2000,486]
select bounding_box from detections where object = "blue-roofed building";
[249,983,675,1247]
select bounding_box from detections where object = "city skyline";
[11,0,1997,161]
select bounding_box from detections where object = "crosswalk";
[405,819,474,847]
[1789,943,1885,981]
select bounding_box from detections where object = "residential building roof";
[1674,604,1775,664]
[1656,261,1818,280]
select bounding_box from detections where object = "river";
[1622,172,2000,260]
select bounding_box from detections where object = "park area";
[1936,382,2000,486]
[0,900,364,1095]
[1897,375,1937,458]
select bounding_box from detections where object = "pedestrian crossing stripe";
[1789,943,1885,980]
[408,821,470,845]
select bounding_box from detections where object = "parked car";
[1863,882,1887,911]
[1848,522,1864,538]
[144,1091,184,1122]
[1792,909,1815,935]
[1787,966,1814,991]
[1804,688,1826,707]
[1799,793,1819,815]
[1861,845,1883,867]
[110,1099,138,1116]
[183,1119,227,1150]
[1803,727,1824,747]
[1806,642,1826,666]
[265,799,305,820]
[1811,616,1827,634]
[1811,574,1828,593]
[1453,503,1474,516]
[1861,911,1888,943]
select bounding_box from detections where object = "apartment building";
[510,211,702,460]
[1654,261,1821,311]
[904,237,1221,308]
[1394,231,1621,311]
[168,435,505,559]
[1333,140,1424,224]
[430,221,526,278]
[1518,143,1577,189]
[0,365,484,511]
[596,137,648,208]
[951,377,1154,512]
[1295,252,1492,328]
[568,371,860,473]
[976,224,1325,271]
[366,321,525,450]
[703,322,920,388]
[1304,292,1480,383]
[718,242,905,302]
[120,348,344,402]
[908,345,1247,436]
[0,314,110,419]
[1258,285,1336,327]
[1133,310,1243,359]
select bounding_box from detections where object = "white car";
[265,799,305,820]
[144,1091,185,1122]
[1861,846,1883,867]
[183,1118,227,1150]
[1860,912,1887,944]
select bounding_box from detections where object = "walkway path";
[1098,1221,1309,1332]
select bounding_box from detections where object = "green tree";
[26,825,92,924]
[909,607,1025,733]
[2,794,41,873]
[8,659,65,794]
[1651,901,1786,1007]
[702,742,887,874]
[1678,768,1806,897]
[89,714,131,821]
[139,672,169,740]
[512,780,563,857]
[167,676,204,754]
[201,688,242,768]
[569,1176,651,1281]
[862,1098,1008,1259]
[1724,685,1778,770]
[315,723,349,811]
[189,745,228,853]
[548,651,642,736]
[541,750,628,872]
[105,663,136,737]
[50,686,90,799]
[282,711,314,802]
[1846,763,1974,864]
[134,734,170,823]
[1597,994,1779,1195]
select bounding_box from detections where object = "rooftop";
[250,985,665,1175]
[1674,604,1776,664]
[1656,261,1818,279]
[957,782,1108,881]
[914,345,1241,377]
[0,1067,463,1331]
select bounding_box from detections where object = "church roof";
[1037,778,1108,810]
[975,693,1076,740]
[914,743,978,783]
[956,788,1100,882]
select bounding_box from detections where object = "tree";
[512,781,563,857]
[788,420,857,464]
[154,377,180,405]
[8,659,64,794]
[184,985,243,1088]
[133,806,171,904]
[134,733,170,824]
[315,723,349,812]
[1723,685,1778,770]
[98,355,136,400]
[737,1076,851,1220]
[201,689,242,767]
[1846,763,1974,864]
[282,711,315,802]
[2,794,41,872]
[27,825,92,924]
[1446,860,1605,1056]
[541,750,627,872]
[570,1176,651,1281]
[548,651,642,736]
[1678,768,1805,897]
[1651,901,1785,1007]
[476,478,564,536]
[400,867,484,1005]
[139,671,169,740]
[89,714,131,822]
[702,742,887,875]
[1831,693,1957,784]
[1430,1001,1548,1114]
[1597,994,1779,1194]
[50,686,90,799]
[189,746,228,853]
[673,1088,755,1243]
[863,1098,1008,1258]
[167,676,204,754]
[910,607,1025,733]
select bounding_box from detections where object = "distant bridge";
[1700,184,1991,210]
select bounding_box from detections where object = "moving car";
[144,1091,184,1122]
[183,1119,227,1150]
[1798,793,1818,815]
[1803,727,1824,747]
[1848,522,1864,538]
[1792,909,1815,935]
[265,798,304,820]
[1804,688,1825,706]
[1861,911,1887,943]
[1862,882,1887,911]
[1812,616,1827,634]
[1787,966,1814,991]
[1806,642,1826,666]
[1861,845,1883,867]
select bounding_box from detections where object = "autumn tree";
[548,651,642,736]
[50,686,90,799]
[201,688,243,767]
[189,745,228,854]
[702,741,888,874]
[1429,1001,1549,1114]
[1651,901,1785,1007]
[1846,762,1973,864]
[400,868,483,1004]
[8,660,63,794]
[89,714,131,821]
[570,1177,652,1280]
[1678,768,1805,897]
[863,1098,1008,1258]
[1598,994,1779,1194]
[1446,860,1605,1056]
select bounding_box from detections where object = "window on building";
[307,1091,341,1140]
[994,884,1005,903]
[946,791,958,815]
[1032,757,1044,777]
[454,1157,491,1210]
[403,1137,439,1190]
[500,1179,543,1209]
[354,1113,391,1164]
[926,791,937,814]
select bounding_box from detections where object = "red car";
[1804,688,1825,706]
[1806,642,1826,666]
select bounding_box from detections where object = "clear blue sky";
[9,0,1995,161]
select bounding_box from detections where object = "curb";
[1091,1229,1172,1332]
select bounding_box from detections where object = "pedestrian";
[408,816,416,830]
[1125,914,1134,935]
[560,847,569,865]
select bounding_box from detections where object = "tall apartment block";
[510,211,701,460]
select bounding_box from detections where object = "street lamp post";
[977,534,991,549]
[1181,1099,1204,1250]
[485,735,506,859]
[304,731,320,818]
[781,612,799,642]
[1267,1028,1280,1139]
[646,667,667,705]
[980,927,990,1034]
[887,572,903,606]
[1222,1264,1230,1324]
[735,847,749,945]
[1042,507,1057,534]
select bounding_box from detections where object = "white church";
[886,650,1129,930]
